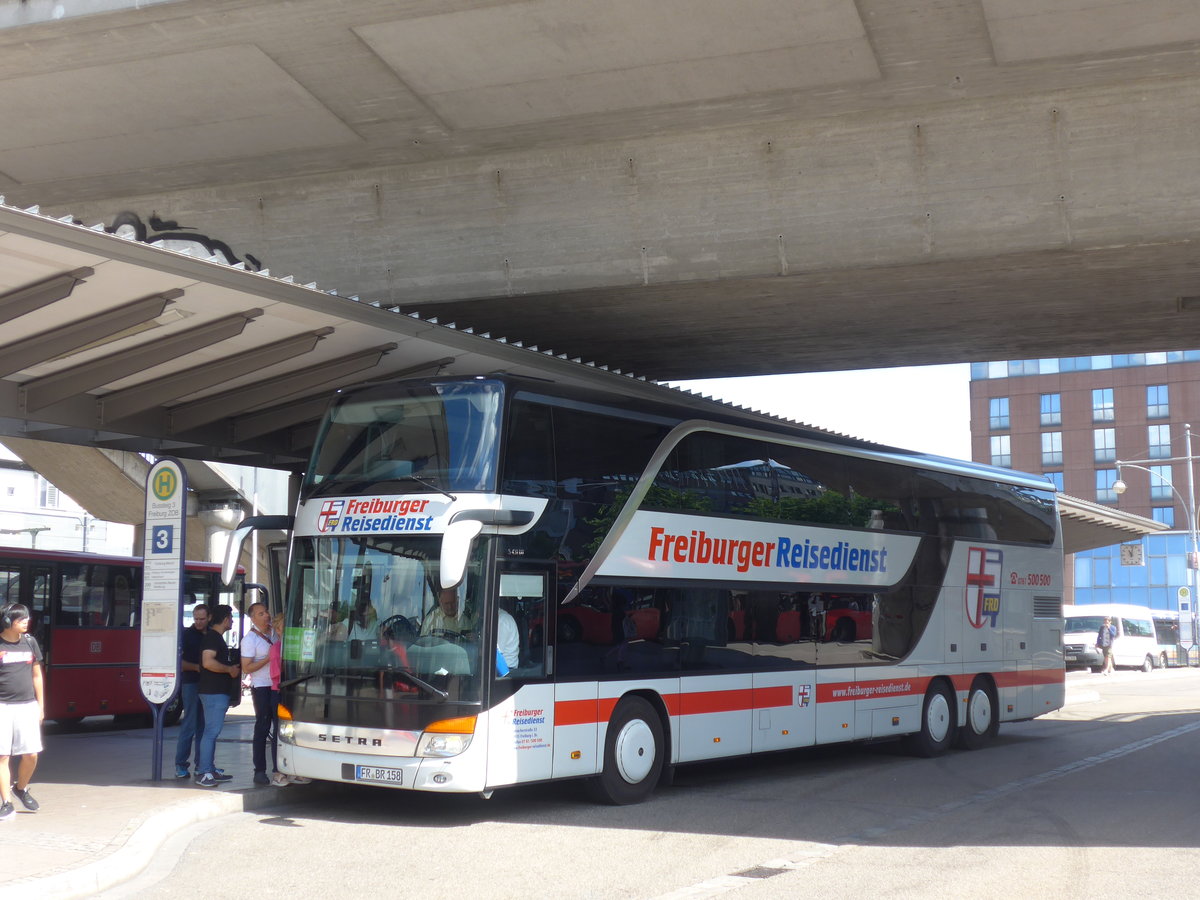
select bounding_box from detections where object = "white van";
[1063,604,1159,672]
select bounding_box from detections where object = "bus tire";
[1159,652,1169,669]
[955,678,999,750]
[1141,655,1154,673]
[905,680,956,758]
[587,696,664,805]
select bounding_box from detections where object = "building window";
[1096,469,1118,503]
[1149,464,1173,501]
[990,435,1011,468]
[1093,428,1116,463]
[988,398,1010,430]
[1042,432,1063,467]
[1092,388,1114,422]
[1147,384,1169,419]
[1044,471,1064,491]
[1152,507,1175,527]
[1148,424,1171,459]
[38,478,59,509]
[1040,393,1061,427]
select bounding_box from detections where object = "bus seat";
[776,610,802,643]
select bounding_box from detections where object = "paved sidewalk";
[0,705,317,900]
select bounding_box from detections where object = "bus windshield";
[284,535,488,705]
[305,380,503,497]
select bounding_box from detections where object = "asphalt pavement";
[0,702,320,900]
[0,667,1159,899]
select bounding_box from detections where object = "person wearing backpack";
[1096,616,1117,675]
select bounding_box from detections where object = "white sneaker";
[270,773,290,787]
[287,775,311,785]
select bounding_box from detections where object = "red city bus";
[0,545,244,724]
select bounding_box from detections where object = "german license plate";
[355,765,403,785]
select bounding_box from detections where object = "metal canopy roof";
[1057,494,1170,555]
[0,199,850,470]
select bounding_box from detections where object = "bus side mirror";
[438,509,534,590]
[440,519,483,589]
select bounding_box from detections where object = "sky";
[671,363,973,461]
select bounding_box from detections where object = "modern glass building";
[970,350,1200,612]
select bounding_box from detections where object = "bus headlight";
[277,703,295,744]
[417,715,477,758]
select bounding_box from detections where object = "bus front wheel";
[955,678,999,750]
[905,681,956,758]
[587,696,664,805]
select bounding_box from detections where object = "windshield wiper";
[391,668,449,700]
[394,474,457,502]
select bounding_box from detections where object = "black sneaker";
[195,773,218,788]
[11,788,37,812]
[210,772,233,783]
[252,772,270,785]
[0,801,14,821]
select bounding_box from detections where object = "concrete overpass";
[2,1,1200,380]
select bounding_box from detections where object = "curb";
[0,784,329,900]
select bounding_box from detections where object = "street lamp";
[1113,423,1200,656]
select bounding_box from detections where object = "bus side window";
[499,571,548,679]
[57,564,84,627]
[502,400,556,498]
[0,567,19,605]
[112,571,135,627]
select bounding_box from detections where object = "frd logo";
[965,546,1003,629]
[317,499,345,533]
[152,467,178,501]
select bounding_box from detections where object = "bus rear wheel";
[955,678,999,750]
[587,696,664,805]
[905,681,955,758]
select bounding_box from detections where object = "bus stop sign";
[140,459,187,706]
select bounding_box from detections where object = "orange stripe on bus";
[553,670,1063,725]
[994,668,1065,688]
[553,686,793,726]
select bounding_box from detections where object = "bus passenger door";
[486,565,555,788]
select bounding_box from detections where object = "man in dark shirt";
[174,603,209,779]
[0,603,44,820]
[195,604,240,788]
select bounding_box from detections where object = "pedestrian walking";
[195,604,240,787]
[0,603,44,820]
[1097,616,1117,675]
[174,603,209,779]
[241,601,279,786]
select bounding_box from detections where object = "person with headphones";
[0,603,44,821]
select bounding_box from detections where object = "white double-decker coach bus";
[231,374,1065,804]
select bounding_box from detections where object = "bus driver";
[421,587,477,639]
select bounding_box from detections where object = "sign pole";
[141,458,187,781]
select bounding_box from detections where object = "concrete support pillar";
[197,505,243,566]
